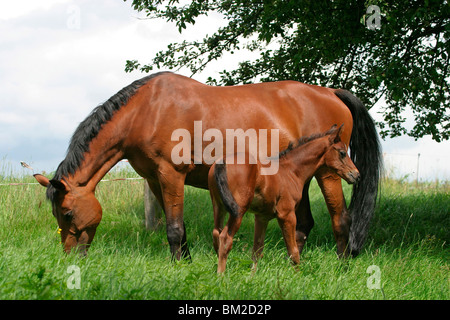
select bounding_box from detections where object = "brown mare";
[34,72,381,259]
[208,125,360,273]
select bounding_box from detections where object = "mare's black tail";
[334,89,383,256]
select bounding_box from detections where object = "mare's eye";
[63,210,73,221]
[339,150,347,158]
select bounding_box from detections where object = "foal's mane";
[278,125,338,159]
[47,71,170,201]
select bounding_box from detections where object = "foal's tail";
[334,89,383,256]
[214,160,240,218]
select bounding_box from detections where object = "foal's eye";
[339,150,347,158]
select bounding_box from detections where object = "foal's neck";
[280,137,329,182]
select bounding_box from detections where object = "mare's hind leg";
[295,180,315,255]
[157,162,190,261]
[316,169,351,258]
[252,215,269,270]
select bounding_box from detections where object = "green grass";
[0,164,448,300]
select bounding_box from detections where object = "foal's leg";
[208,164,228,255]
[252,215,269,270]
[157,162,190,261]
[211,198,227,255]
[218,215,244,273]
[295,180,315,255]
[277,210,300,265]
[316,170,351,258]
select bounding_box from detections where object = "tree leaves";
[124,0,449,142]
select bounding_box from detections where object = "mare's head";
[322,124,360,184]
[34,174,102,256]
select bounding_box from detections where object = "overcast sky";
[0,0,448,181]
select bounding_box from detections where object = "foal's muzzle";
[346,170,360,184]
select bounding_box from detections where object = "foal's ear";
[34,174,50,187]
[337,123,344,136]
[329,124,344,143]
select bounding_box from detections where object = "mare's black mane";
[46,72,170,201]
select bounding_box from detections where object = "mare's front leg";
[316,169,351,258]
[277,208,300,266]
[157,162,190,261]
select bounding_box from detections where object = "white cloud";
[0,0,70,20]
[0,0,203,173]
[0,0,448,181]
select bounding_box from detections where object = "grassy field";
[0,164,448,300]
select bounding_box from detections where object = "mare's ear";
[49,179,68,192]
[34,174,50,187]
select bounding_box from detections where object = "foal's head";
[34,174,101,256]
[321,124,360,184]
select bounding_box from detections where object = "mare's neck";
[66,120,127,191]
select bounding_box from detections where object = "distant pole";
[144,180,163,230]
[416,153,421,184]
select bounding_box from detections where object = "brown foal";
[208,125,360,273]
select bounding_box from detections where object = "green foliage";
[0,165,448,299]
[124,0,449,142]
